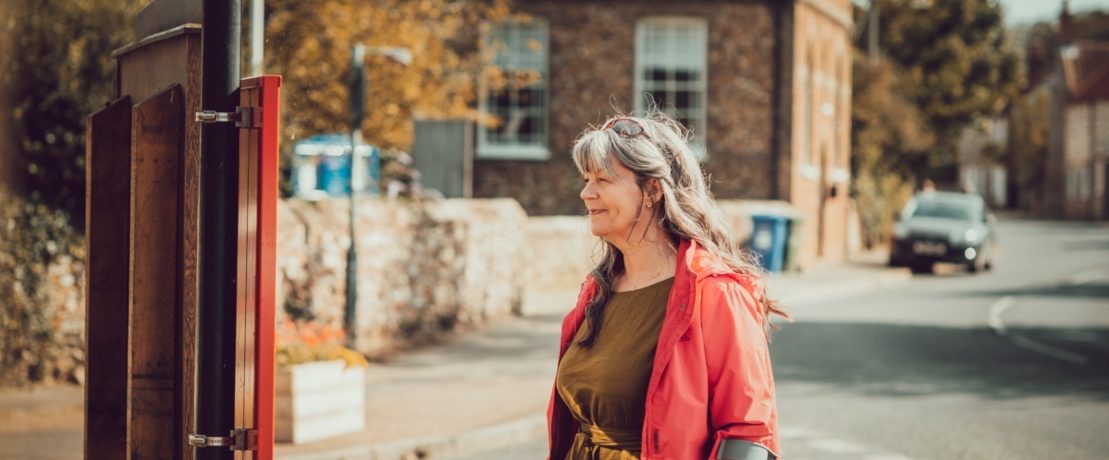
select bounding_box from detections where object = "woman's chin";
[588,224,609,239]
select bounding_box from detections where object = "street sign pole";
[345,45,365,347]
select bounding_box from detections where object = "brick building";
[1045,4,1109,220]
[470,0,853,267]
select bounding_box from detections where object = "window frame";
[477,18,551,161]
[633,16,709,160]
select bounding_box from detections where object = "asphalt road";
[455,217,1109,459]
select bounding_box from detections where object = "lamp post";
[344,44,412,348]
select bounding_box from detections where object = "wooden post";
[84,95,132,460]
[129,84,185,459]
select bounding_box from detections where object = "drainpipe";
[196,0,241,459]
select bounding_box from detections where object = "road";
[454,218,1109,459]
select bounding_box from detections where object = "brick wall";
[473,0,780,216]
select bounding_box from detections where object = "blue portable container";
[747,214,790,272]
[292,133,380,198]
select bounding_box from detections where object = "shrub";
[0,192,85,386]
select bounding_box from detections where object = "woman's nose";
[580,183,596,201]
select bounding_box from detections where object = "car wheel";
[910,261,933,274]
[968,251,988,273]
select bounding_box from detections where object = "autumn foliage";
[263,0,512,151]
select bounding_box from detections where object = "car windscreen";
[908,200,977,221]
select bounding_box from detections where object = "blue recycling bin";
[292,133,380,198]
[316,154,352,196]
[747,214,789,272]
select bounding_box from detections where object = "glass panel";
[485,21,547,148]
[647,68,666,82]
[636,19,705,142]
[647,91,669,109]
[675,90,691,109]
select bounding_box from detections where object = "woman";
[547,113,789,460]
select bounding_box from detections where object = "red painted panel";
[253,75,280,460]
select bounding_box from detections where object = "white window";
[1081,167,1092,200]
[635,17,708,159]
[1066,168,1078,200]
[479,19,550,160]
[802,48,814,166]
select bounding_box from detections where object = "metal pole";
[250,0,264,76]
[198,0,240,459]
[868,0,880,63]
[345,45,365,347]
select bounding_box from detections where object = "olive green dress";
[555,277,674,460]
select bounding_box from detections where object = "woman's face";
[580,158,648,242]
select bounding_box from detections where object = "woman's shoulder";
[696,272,765,317]
[699,270,763,295]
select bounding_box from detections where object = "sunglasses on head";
[603,117,650,140]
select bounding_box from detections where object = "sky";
[996,0,1109,25]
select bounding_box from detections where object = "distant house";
[957,118,1008,208]
[469,0,855,268]
[1045,5,1109,220]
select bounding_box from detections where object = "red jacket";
[547,239,779,460]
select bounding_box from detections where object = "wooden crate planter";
[275,360,366,443]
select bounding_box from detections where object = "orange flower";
[275,319,365,368]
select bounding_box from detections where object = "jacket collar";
[576,238,765,303]
[682,239,766,301]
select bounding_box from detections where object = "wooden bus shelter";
[84,0,279,458]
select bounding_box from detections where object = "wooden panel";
[234,83,260,460]
[129,84,184,460]
[179,32,202,460]
[85,95,132,460]
[116,26,200,110]
[114,25,202,459]
[273,362,365,444]
[233,75,281,460]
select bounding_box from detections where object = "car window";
[908,201,975,221]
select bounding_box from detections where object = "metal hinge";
[188,428,258,451]
[195,107,259,128]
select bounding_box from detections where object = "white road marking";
[1068,268,1107,286]
[1010,335,1089,365]
[986,268,1102,365]
[987,295,1015,335]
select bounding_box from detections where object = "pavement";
[0,251,911,460]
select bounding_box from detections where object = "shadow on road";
[1061,239,1109,252]
[963,281,1109,300]
[771,322,1109,402]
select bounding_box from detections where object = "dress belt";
[576,422,641,451]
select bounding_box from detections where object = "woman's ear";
[648,178,663,202]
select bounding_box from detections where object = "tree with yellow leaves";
[264,0,512,153]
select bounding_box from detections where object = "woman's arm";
[700,277,779,459]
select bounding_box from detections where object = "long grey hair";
[570,111,789,347]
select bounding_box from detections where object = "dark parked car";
[889,191,998,274]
